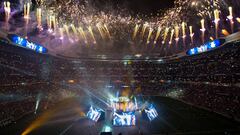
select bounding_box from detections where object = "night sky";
[86,0,175,15]
[6,0,175,16]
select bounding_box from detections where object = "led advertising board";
[186,39,225,55]
[8,34,47,54]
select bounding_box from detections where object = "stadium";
[0,0,240,135]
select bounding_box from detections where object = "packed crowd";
[132,42,240,84]
[180,83,240,121]
[0,39,239,127]
[0,99,35,127]
[131,41,240,120]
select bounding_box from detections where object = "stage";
[1,96,239,135]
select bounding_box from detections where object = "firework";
[88,26,96,44]
[132,24,140,40]
[146,27,153,44]
[0,0,239,57]
[189,26,194,44]
[23,2,31,26]
[169,29,174,45]
[103,24,111,39]
[200,19,206,44]
[77,27,88,44]
[96,23,106,40]
[227,7,234,33]
[154,26,161,45]
[48,15,56,30]
[70,24,78,40]
[181,22,186,45]
[141,23,149,40]
[174,25,180,45]
[64,25,70,38]
[59,27,64,40]
[36,8,42,28]
[3,1,11,23]
[214,9,220,38]
[162,27,169,44]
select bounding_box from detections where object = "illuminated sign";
[186,39,225,55]
[8,34,47,53]
[87,106,102,122]
[113,111,136,126]
[144,105,158,121]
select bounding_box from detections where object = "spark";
[154,26,161,45]
[214,9,220,38]
[88,26,96,44]
[132,24,140,40]
[141,23,149,40]
[103,24,111,39]
[162,27,169,44]
[146,27,153,44]
[78,27,88,44]
[4,1,11,22]
[174,25,180,44]
[36,8,42,28]
[181,22,186,45]
[189,26,194,44]
[96,23,106,40]
[169,29,174,45]
[227,7,234,33]
[200,19,206,44]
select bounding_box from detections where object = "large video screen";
[87,106,101,122]
[113,112,136,126]
[8,34,48,54]
[186,39,225,55]
[144,105,158,121]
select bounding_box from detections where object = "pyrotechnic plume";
[59,27,64,40]
[162,27,169,44]
[227,7,234,33]
[103,24,111,39]
[200,19,206,44]
[214,9,220,38]
[181,22,186,45]
[36,8,42,28]
[88,26,96,44]
[78,27,88,44]
[48,15,56,31]
[3,1,11,23]
[0,0,239,56]
[181,22,186,38]
[64,24,70,38]
[70,24,78,40]
[96,23,106,40]
[189,26,194,44]
[154,26,161,45]
[174,25,180,44]
[24,2,31,25]
[132,24,140,40]
[169,29,174,45]
[146,27,153,44]
[141,23,149,40]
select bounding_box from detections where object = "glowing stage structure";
[113,111,136,126]
[87,106,104,122]
[86,95,159,126]
[144,104,158,121]
[110,96,138,126]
